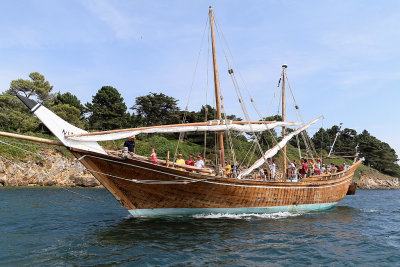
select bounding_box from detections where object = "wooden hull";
[72,148,362,216]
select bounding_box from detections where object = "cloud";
[82,0,139,40]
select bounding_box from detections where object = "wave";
[360,209,379,213]
[192,211,304,220]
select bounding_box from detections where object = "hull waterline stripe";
[128,202,339,216]
[78,154,353,189]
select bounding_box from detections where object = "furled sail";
[238,116,322,178]
[66,121,301,142]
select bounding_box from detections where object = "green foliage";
[337,128,357,151]
[311,127,332,152]
[258,115,282,149]
[86,86,130,130]
[131,92,180,126]
[0,94,40,133]
[7,72,53,104]
[53,92,85,115]
[311,127,400,177]
[0,133,70,162]
[50,104,85,128]
[356,130,400,177]
[2,72,53,133]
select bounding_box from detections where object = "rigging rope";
[219,93,237,168]
[173,14,209,163]
[0,140,47,160]
[296,134,302,158]
[212,16,297,173]
[0,155,24,170]
[212,16,272,174]
[285,74,318,160]
[59,187,108,203]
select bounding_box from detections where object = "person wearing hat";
[124,135,136,153]
[196,155,205,168]
[175,154,185,170]
[225,160,231,177]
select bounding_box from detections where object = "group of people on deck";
[124,136,236,175]
[175,155,233,176]
[260,158,350,180]
[124,136,349,179]
[175,154,205,169]
[288,158,350,179]
[148,150,206,170]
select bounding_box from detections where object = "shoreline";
[1,149,398,190]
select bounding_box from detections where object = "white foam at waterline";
[361,209,379,213]
[192,212,304,220]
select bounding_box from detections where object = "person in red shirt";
[300,158,309,178]
[150,148,158,164]
[185,155,195,166]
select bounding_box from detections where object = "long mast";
[282,64,287,178]
[209,6,225,167]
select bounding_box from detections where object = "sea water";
[0,188,399,266]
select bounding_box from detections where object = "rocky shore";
[0,149,398,189]
[357,170,400,189]
[0,148,101,187]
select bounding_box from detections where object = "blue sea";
[0,188,399,266]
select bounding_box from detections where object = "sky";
[0,0,399,159]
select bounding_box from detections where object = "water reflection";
[93,206,364,254]
[2,188,399,266]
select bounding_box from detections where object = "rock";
[357,170,400,189]
[6,179,18,187]
[71,175,100,187]
[19,180,29,186]
[44,180,57,186]
[0,147,105,188]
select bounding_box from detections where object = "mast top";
[282,64,288,69]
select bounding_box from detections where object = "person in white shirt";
[269,161,276,179]
[343,162,349,170]
[196,155,205,168]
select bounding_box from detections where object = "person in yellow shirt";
[225,161,232,177]
[175,154,185,170]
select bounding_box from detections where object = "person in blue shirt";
[124,136,136,153]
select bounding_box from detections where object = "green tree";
[259,115,281,150]
[356,130,400,176]
[336,128,357,152]
[312,127,333,152]
[0,94,39,132]
[4,72,54,133]
[53,92,85,115]
[86,86,130,130]
[7,72,53,104]
[131,92,180,126]
[51,104,85,129]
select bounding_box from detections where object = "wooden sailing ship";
[9,6,361,216]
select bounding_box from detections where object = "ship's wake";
[192,211,304,220]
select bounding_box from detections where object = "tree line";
[312,126,400,177]
[1,72,399,177]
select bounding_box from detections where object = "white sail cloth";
[238,116,322,178]
[66,121,301,142]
